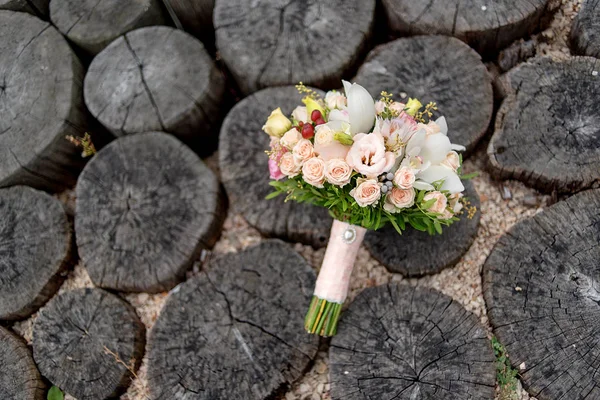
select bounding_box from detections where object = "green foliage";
[492,337,519,399]
[48,386,64,400]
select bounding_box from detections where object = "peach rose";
[439,209,454,220]
[279,152,301,177]
[346,132,395,178]
[441,151,460,172]
[302,157,326,188]
[385,187,415,212]
[350,179,381,207]
[423,191,447,214]
[280,128,302,150]
[325,90,347,109]
[325,159,352,187]
[292,139,314,165]
[393,166,415,189]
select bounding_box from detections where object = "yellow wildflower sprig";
[65,132,96,157]
[415,102,438,123]
[295,82,321,100]
[379,91,394,105]
[460,197,477,219]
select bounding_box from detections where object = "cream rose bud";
[449,192,464,213]
[325,159,352,187]
[292,139,315,164]
[441,151,460,172]
[302,157,326,188]
[292,106,309,123]
[279,152,301,177]
[350,179,381,207]
[262,107,292,137]
[314,124,335,146]
[393,166,416,189]
[280,128,302,149]
[325,90,347,109]
[424,191,448,214]
[374,100,386,115]
[387,187,415,210]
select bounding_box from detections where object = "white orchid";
[342,80,376,136]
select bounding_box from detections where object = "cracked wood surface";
[219,86,332,248]
[32,288,145,399]
[147,240,319,399]
[364,180,480,277]
[75,132,225,293]
[0,186,72,320]
[0,0,48,17]
[381,0,555,55]
[483,189,600,400]
[330,284,496,399]
[0,326,45,400]
[488,57,600,194]
[84,26,224,154]
[50,0,165,55]
[0,11,90,191]
[213,0,376,95]
[353,36,493,156]
[570,0,600,58]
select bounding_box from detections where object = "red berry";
[301,123,314,139]
[310,110,322,122]
[315,117,326,126]
[297,121,304,129]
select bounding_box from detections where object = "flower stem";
[304,296,343,337]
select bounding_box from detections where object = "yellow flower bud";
[262,108,292,137]
[405,98,423,116]
[302,96,326,120]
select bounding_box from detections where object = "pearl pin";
[342,226,357,244]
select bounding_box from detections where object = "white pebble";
[592,70,598,76]
[481,5,487,10]
[344,370,349,375]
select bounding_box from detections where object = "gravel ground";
[10,1,583,398]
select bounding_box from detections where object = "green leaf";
[460,172,479,180]
[421,198,436,209]
[433,219,443,234]
[265,191,281,200]
[48,386,64,400]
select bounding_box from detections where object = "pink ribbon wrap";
[313,220,367,303]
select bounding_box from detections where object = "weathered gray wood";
[84,26,225,152]
[0,326,45,400]
[50,0,165,55]
[167,0,214,42]
[570,0,600,58]
[219,86,332,248]
[0,0,48,17]
[0,11,91,192]
[354,36,493,155]
[0,186,72,320]
[330,284,496,399]
[498,39,538,72]
[75,132,225,292]
[483,189,600,400]
[488,56,600,194]
[147,240,319,399]
[214,0,376,95]
[32,288,145,399]
[364,180,480,277]
[381,0,556,55]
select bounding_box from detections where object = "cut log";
[50,0,165,55]
[219,86,332,248]
[570,0,600,58]
[488,57,600,194]
[0,0,48,17]
[32,288,145,399]
[330,284,496,399]
[381,0,556,55]
[0,11,90,192]
[84,26,225,153]
[0,186,72,320]
[214,0,376,95]
[75,132,225,293]
[483,189,600,399]
[0,326,45,400]
[166,0,214,43]
[147,240,319,399]
[354,36,493,155]
[364,180,480,277]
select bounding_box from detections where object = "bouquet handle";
[304,219,366,336]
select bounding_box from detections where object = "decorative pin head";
[342,226,357,244]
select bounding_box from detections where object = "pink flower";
[374,100,386,115]
[292,139,314,165]
[346,132,395,178]
[325,90,347,109]
[389,101,406,115]
[373,118,417,152]
[268,138,287,180]
[350,179,381,207]
[302,157,326,188]
[280,128,302,150]
[279,152,301,177]
[423,191,447,214]
[325,159,352,187]
[384,187,415,212]
[269,158,285,180]
[393,166,415,189]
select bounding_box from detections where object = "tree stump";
[84,26,225,152]
[354,36,493,155]
[364,180,480,277]
[0,327,45,400]
[488,57,600,194]
[50,0,165,56]
[219,86,332,248]
[381,0,555,55]
[147,240,319,399]
[167,0,214,43]
[330,284,496,399]
[0,11,90,192]
[32,288,145,399]
[483,189,600,400]
[75,132,225,293]
[0,186,72,320]
[570,0,600,58]
[0,0,48,17]
[214,0,376,95]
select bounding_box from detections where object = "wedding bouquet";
[263,81,469,337]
